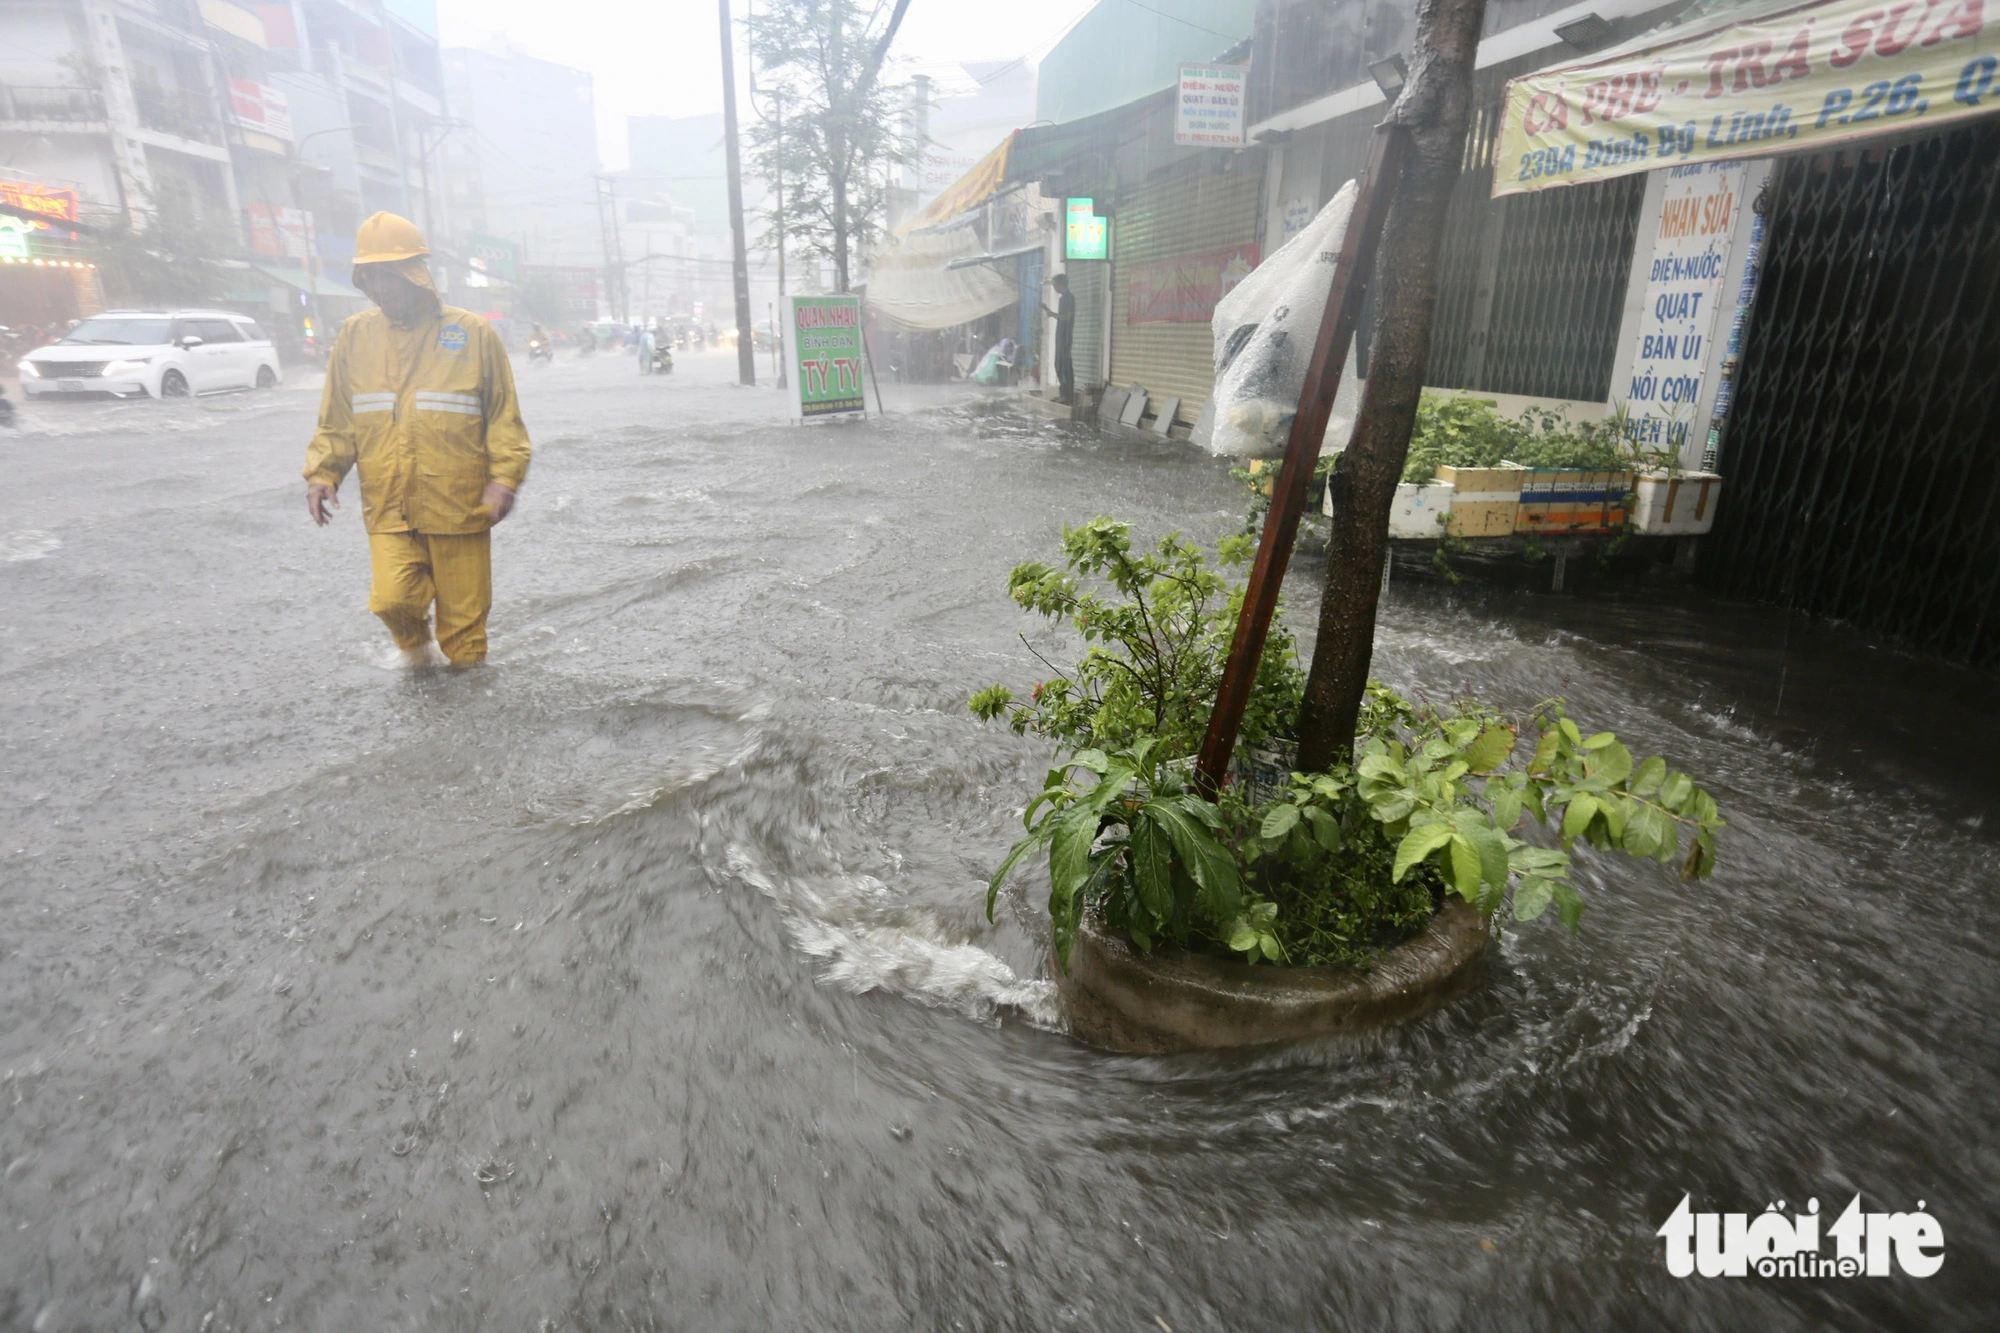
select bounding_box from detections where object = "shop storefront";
[0,180,103,333]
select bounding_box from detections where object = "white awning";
[862,227,1021,332]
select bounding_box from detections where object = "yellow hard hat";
[352,211,429,265]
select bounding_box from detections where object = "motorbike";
[651,342,674,375]
[526,334,554,364]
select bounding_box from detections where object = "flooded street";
[2,348,1996,1330]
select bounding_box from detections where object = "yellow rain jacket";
[303,294,531,535]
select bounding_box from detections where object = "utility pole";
[719,0,756,386]
[595,175,627,322]
[773,88,786,387]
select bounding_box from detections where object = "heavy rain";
[2,0,1998,1329]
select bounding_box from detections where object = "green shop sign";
[785,294,868,422]
[1065,198,1107,261]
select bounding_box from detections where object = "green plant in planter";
[969,517,1304,762]
[986,737,1244,965]
[1207,689,1722,966]
[974,520,1726,973]
[1399,393,1664,482]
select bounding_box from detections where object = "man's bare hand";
[481,481,516,524]
[307,483,339,526]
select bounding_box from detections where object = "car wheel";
[159,369,189,398]
[256,364,277,389]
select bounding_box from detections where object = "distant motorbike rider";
[302,212,532,667]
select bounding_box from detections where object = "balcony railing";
[0,85,107,124]
[132,79,218,143]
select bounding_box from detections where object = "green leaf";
[1621,804,1662,859]
[1552,881,1587,933]
[1585,740,1633,786]
[1490,784,1523,832]
[1631,755,1667,797]
[1657,770,1694,813]
[1071,748,1110,774]
[986,831,1046,921]
[1150,794,1242,919]
[1260,803,1301,841]
[1460,817,1512,888]
[1560,794,1597,845]
[1528,728,1561,775]
[1475,877,1506,916]
[1514,877,1553,921]
[1047,802,1100,906]
[1448,834,1484,901]
[1259,934,1284,963]
[1303,806,1344,851]
[1461,724,1515,772]
[1681,827,1716,881]
[1227,918,1260,954]
[1127,811,1175,923]
[1394,823,1456,882]
[1558,717,1584,747]
[968,684,1013,720]
[1582,731,1618,751]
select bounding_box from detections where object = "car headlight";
[17,360,40,378]
[102,358,152,376]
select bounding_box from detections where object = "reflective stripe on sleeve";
[351,393,396,413]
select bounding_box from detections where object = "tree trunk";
[1295,0,1487,774]
[832,171,850,292]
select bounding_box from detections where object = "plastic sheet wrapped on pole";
[862,227,1021,333]
[1198,182,1363,457]
[1194,125,1408,797]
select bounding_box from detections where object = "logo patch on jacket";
[438,323,468,351]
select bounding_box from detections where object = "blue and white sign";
[1621,162,1744,466]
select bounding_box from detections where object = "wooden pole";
[1193,124,1408,798]
[859,297,889,416]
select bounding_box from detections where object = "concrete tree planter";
[1053,899,1491,1054]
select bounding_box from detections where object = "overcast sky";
[435,0,1105,170]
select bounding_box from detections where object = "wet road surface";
[1,348,1996,1330]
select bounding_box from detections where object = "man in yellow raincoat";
[303,212,531,666]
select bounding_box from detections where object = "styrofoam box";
[1632,472,1722,535]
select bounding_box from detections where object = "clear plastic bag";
[1198,181,1362,458]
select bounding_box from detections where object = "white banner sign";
[1622,161,1746,463]
[1175,64,1248,147]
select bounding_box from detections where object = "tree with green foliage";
[94,174,237,309]
[743,0,921,292]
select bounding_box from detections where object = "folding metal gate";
[1351,63,1646,404]
[1699,119,2000,666]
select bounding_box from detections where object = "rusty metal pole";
[1193,124,1408,798]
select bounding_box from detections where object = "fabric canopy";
[863,227,1018,331]
[896,135,1015,236]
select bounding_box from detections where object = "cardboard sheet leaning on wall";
[1196,181,1364,457]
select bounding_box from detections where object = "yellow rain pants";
[368,530,492,665]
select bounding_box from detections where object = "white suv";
[18,309,283,400]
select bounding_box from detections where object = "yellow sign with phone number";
[1494,0,1999,196]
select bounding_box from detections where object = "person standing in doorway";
[1044,273,1076,405]
[303,212,532,668]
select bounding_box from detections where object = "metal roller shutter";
[1109,159,1264,428]
[1071,260,1107,388]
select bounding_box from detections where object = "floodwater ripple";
[0,354,1993,1330]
